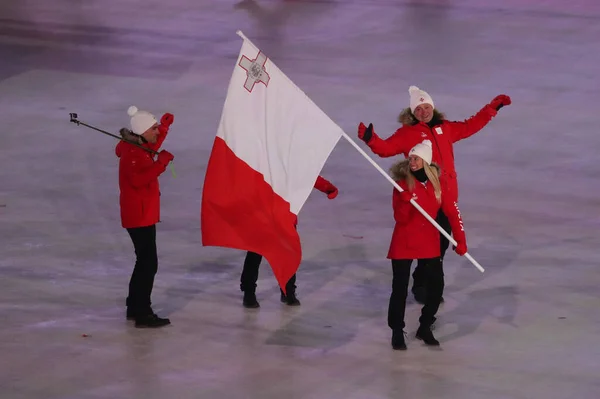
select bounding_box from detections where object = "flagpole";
[340,132,484,273]
[232,30,482,272]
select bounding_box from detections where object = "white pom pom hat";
[408,139,433,165]
[409,86,434,113]
[128,105,157,135]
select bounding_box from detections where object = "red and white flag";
[201,31,343,292]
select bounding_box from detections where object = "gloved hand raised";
[158,113,174,134]
[489,95,511,111]
[358,122,374,143]
[160,113,174,127]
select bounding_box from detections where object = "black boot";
[391,329,407,350]
[412,260,428,304]
[243,291,260,308]
[135,313,171,328]
[280,289,301,306]
[416,325,440,346]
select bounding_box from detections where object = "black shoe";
[243,292,260,308]
[127,307,150,320]
[416,326,440,346]
[412,286,427,304]
[280,291,301,306]
[135,313,171,328]
[391,330,407,350]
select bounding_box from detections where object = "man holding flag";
[201,31,344,294]
[239,175,339,309]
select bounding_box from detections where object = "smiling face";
[408,155,424,171]
[413,104,434,123]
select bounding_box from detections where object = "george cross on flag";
[200,31,344,293]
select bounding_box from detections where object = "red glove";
[398,190,412,202]
[158,113,174,134]
[454,239,467,256]
[357,122,373,143]
[489,95,511,111]
[160,113,174,127]
[358,122,366,137]
[157,150,174,166]
[326,186,338,199]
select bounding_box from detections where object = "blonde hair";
[389,159,442,203]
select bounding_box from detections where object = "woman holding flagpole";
[358,86,510,304]
[386,140,467,350]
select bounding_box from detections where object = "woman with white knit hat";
[358,86,511,304]
[386,139,467,350]
[116,105,175,328]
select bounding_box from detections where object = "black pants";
[125,225,158,316]
[388,258,444,330]
[413,209,451,292]
[240,251,297,294]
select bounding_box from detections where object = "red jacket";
[115,126,170,229]
[388,177,466,260]
[363,104,497,201]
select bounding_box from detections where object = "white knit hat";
[408,139,433,165]
[128,105,157,135]
[409,85,434,113]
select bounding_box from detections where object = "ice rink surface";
[1,0,599,398]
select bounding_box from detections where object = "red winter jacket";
[361,104,497,201]
[388,174,466,260]
[115,125,170,229]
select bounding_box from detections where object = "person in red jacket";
[358,86,510,304]
[115,105,175,328]
[240,175,339,308]
[387,139,467,350]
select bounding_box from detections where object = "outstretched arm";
[448,95,511,143]
[358,122,411,158]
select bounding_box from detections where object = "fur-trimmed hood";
[398,107,446,126]
[115,128,145,158]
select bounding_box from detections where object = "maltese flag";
[201,31,343,293]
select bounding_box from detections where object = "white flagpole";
[341,131,484,273]
[233,30,483,273]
